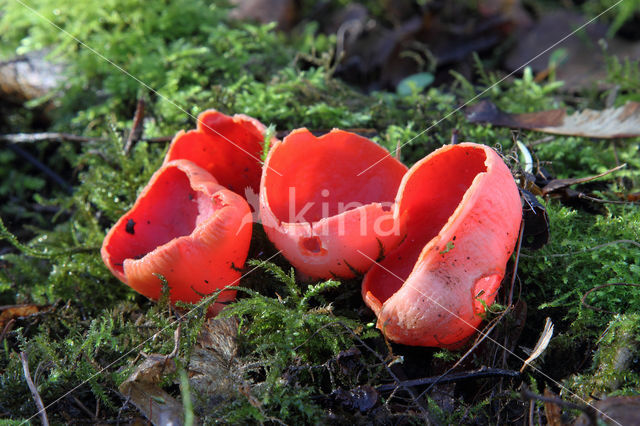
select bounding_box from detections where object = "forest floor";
[0,1,639,424]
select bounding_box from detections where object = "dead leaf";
[330,385,379,412]
[121,382,185,426]
[188,317,245,410]
[228,0,297,31]
[119,353,184,426]
[543,388,563,426]
[616,191,640,202]
[521,188,550,250]
[0,304,46,330]
[505,11,640,91]
[574,396,640,426]
[118,327,191,425]
[541,164,626,196]
[520,317,553,373]
[332,5,508,91]
[466,100,640,139]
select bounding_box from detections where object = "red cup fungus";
[361,143,522,347]
[260,128,408,278]
[101,160,252,308]
[164,109,274,196]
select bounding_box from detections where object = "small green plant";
[213,260,370,423]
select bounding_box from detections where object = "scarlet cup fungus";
[164,109,273,196]
[361,143,522,347]
[260,128,408,278]
[101,160,252,308]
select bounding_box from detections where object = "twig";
[508,219,525,307]
[0,319,16,344]
[6,143,73,193]
[72,396,96,420]
[294,321,434,422]
[0,132,104,144]
[520,385,597,426]
[123,98,146,154]
[419,306,512,398]
[0,132,176,145]
[529,136,554,146]
[581,283,640,314]
[450,129,459,144]
[20,352,50,426]
[520,239,640,258]
[376,368,520,391]
[168,325,181,359]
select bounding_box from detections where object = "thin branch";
[520,385,597,426]
[419,306,512,398]
[123,97,146,154]
[376,368,520,392]
[6,143,73,193]
[581,282,640,314]
[0,132,104,144]
[450,129,459,144]
[72,396,96,420]
[294,321,434,422]
[20,352,50,426]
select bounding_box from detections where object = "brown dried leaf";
[118,327,187,425]
[119,354,184,426]
[188,317,244,409]
[541,164,626,196]
[0,304,46,330]
[574,396,640,426]
[228,0,297,31]
[543,388,564,426]
[520,317,553,373]
[121,382,185,426]
[467,100,640,139]
[505,11,640,92]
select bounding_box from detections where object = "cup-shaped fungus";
[260,128,408,278]
[164,109,273,196]
[101,160,252,308]
[362,143,522,347]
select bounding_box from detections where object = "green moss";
[210,261,368,423]
[0,0,639,423]
[566,314,640,399]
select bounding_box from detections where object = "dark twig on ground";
[376,368,520,391]
[520,385,598,426]
[20,352,50,426]
[294,321,435,422]
[6,143,73,193]
[419,307,512,399]
[72,396,96,421]
[450,129,459,144]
